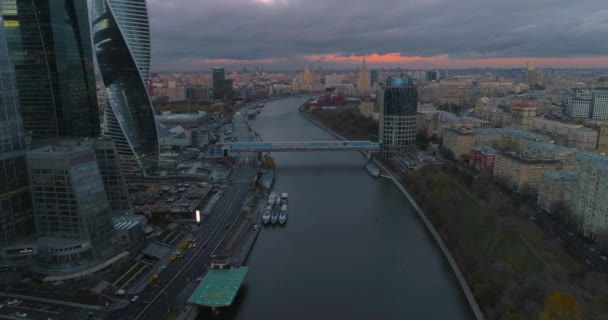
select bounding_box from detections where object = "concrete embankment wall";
[298,104,485,320]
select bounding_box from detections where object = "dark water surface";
[200,97,473,320]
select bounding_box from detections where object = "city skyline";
[148,0,608,71]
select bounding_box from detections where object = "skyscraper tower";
[357,57,370,90]
[92,0,159,179]
[0,11,33,247]
[379,76,418,158]
[0,0,99,139]
[212,67,226,100]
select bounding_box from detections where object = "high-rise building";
[0,15,33,248]
[379,77,418,158]
[223,78,234,101]
[0,0,99,139]
[370,70,380,86]
[91,139,132,214]
[591,91,608,120]
[212,67,226,100]
[27,142,117,274]
[92,0,159,179]
[357,57,370,90]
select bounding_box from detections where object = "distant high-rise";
[27,142,117,274]
[379,76,418,158]
[370,70,380,86]
[213,67,226,100]
[92,0,159,179]
[0,15,33,247]
[357,57,370,90]
[0,0,99,139]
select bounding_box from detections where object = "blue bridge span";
[215,141,381,154]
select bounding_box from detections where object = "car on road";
[15,312,27,318]
[585,259,592,265]
[149,274,158,281]
[253,224,258,230]
[568,232,574,236]
[159,265,167,269]
[131,295,139,302]
[601,256,608,261]
[590,248,596,252]
[7,299,21,305]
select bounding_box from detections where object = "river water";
[201,97,472,319]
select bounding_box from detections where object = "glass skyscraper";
[0,0,99,138]
[213,67,226,100]
[92,0,158,179]
[27,142,117,274]
[0,8,32,247]
[379,76,418,158]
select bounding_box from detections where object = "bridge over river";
[211,141,380,157]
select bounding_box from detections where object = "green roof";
[188,267,249,307]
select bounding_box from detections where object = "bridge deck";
[219,141,380,152]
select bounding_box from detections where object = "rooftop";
[498,151,560,165]
[473,127,548,141]
[188,267,249,307]
[157,113,207,120]
[542,170,579,181]
[575,151,608,172]
[525,141,577,159]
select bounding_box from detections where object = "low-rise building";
[443,128,475,160]
[157,112,208,129]
[530,117,598,151]
[469,146,496,171]
[523,141,578,162]
[493,152,579,195]
[537,170,578,216]
[473,127,549,153]
[569,152,608,248]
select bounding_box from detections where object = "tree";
[540,292,584,320]
[265,157,277,169]
[432,172,450,195]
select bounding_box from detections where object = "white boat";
[275,196,281,206]
[267,192,277,205]
[278,205,288,224]
[366,163,380,178]
[281,192,288,205]
[262,209,271,224]
[270,207,279,224]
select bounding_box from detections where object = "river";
[199,96,473,319]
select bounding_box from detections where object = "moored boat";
[366,163,380,178]
[262,207,271,224]
[279,204,288,224]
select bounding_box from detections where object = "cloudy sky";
[147,0,608,71]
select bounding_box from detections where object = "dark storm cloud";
[147,0,608,69]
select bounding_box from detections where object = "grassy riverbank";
[304,107,378,141]
[404,164,608,319]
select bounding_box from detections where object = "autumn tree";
[540,292,584,320]
[264,157,277,169]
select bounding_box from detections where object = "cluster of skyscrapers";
[0,0,157,278]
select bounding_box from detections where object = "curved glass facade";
[0,9,33,246]
[92,0,158,178]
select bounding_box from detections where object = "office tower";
[92,0,159,179]
[223,78,234,101]
[91,139,132,214]
[379,76,418,158]
[357,57,370,90]
[213,67,226,100]
[27,142,117,273]
[591,91,608,120]
[370,70,380,86]
[0,15,32,247]
[0,0,99,138]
